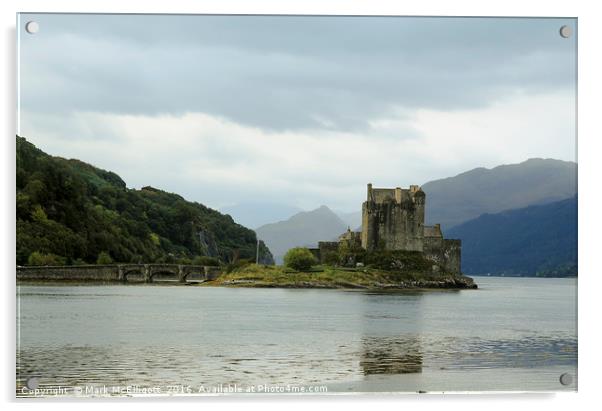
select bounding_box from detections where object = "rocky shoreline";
[210,274,478,290]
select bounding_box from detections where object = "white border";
[2,1,601,410]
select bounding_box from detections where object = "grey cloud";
[19,14,576,132]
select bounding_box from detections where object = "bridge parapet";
[204,266,221,280]
[17,264,120,282]
[17,264,222,283]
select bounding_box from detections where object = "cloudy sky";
[18,14,576,213]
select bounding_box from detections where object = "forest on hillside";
[447,196,577,277]
[16,136,273,266]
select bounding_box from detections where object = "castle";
[312,183,461,274]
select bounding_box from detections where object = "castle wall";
[339,230,362,250]
[361,201,373,250]
[424,238,461,274]
[309,242,340,263]
[372,188,396,203]
[319,241,340,260]
[442,239,462,274]
[423,236,443,267]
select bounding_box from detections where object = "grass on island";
[205,263,473,289]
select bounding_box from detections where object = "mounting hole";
[25,21,39,34]
[559,372,573,386]
[26,376,39,389]
[559,25,572,38]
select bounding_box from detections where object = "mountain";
[422,158,577,230]
[255,205,348,264]
[336,210,362,231]
[446,196,577,277]
[16,136,273,265]
[220,202,302,229]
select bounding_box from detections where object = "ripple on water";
[16,333,576,392]
[16,281,577,394]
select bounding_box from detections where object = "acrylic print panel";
[16,14,577,397]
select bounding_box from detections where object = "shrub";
[27,251,66,266]
[177,257,193,265]
[156,253,177,264]
[224,258,252,273]
[193,256,221,266]
[283,247,317,271]
[337,240,366,267]
[149,232,161,246]
[322,251,340,266]
[364,250,432,272]
[338,248,366,268]
[96,251,113,264]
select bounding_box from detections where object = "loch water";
[16,276,577,395]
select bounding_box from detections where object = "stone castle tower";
[360,183,461,274]
[361,184,425,252]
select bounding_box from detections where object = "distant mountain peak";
[522,157,575,164]
[311,205,337,215]
[423,157,577,230]
[256,205,348,264]
[219,202,302,229]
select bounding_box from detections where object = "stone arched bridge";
[16,264,222,283]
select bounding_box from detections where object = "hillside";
[16,136,273,266]
[423,158,577,230]
[446,196,577,276]
[255,205,348,264]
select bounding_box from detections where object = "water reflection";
[360,335,422,375]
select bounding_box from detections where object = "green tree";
[96,251,113,264]
[31,204,48,222]
[27,251,66,266]
[283,247,317,271]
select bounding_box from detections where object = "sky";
[18,14,577,213]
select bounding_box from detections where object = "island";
[209,183,476,289]
[209,262,477,290]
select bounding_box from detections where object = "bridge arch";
[121,266,146,282]
[149,265,180,282]
[181,265,206,282]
